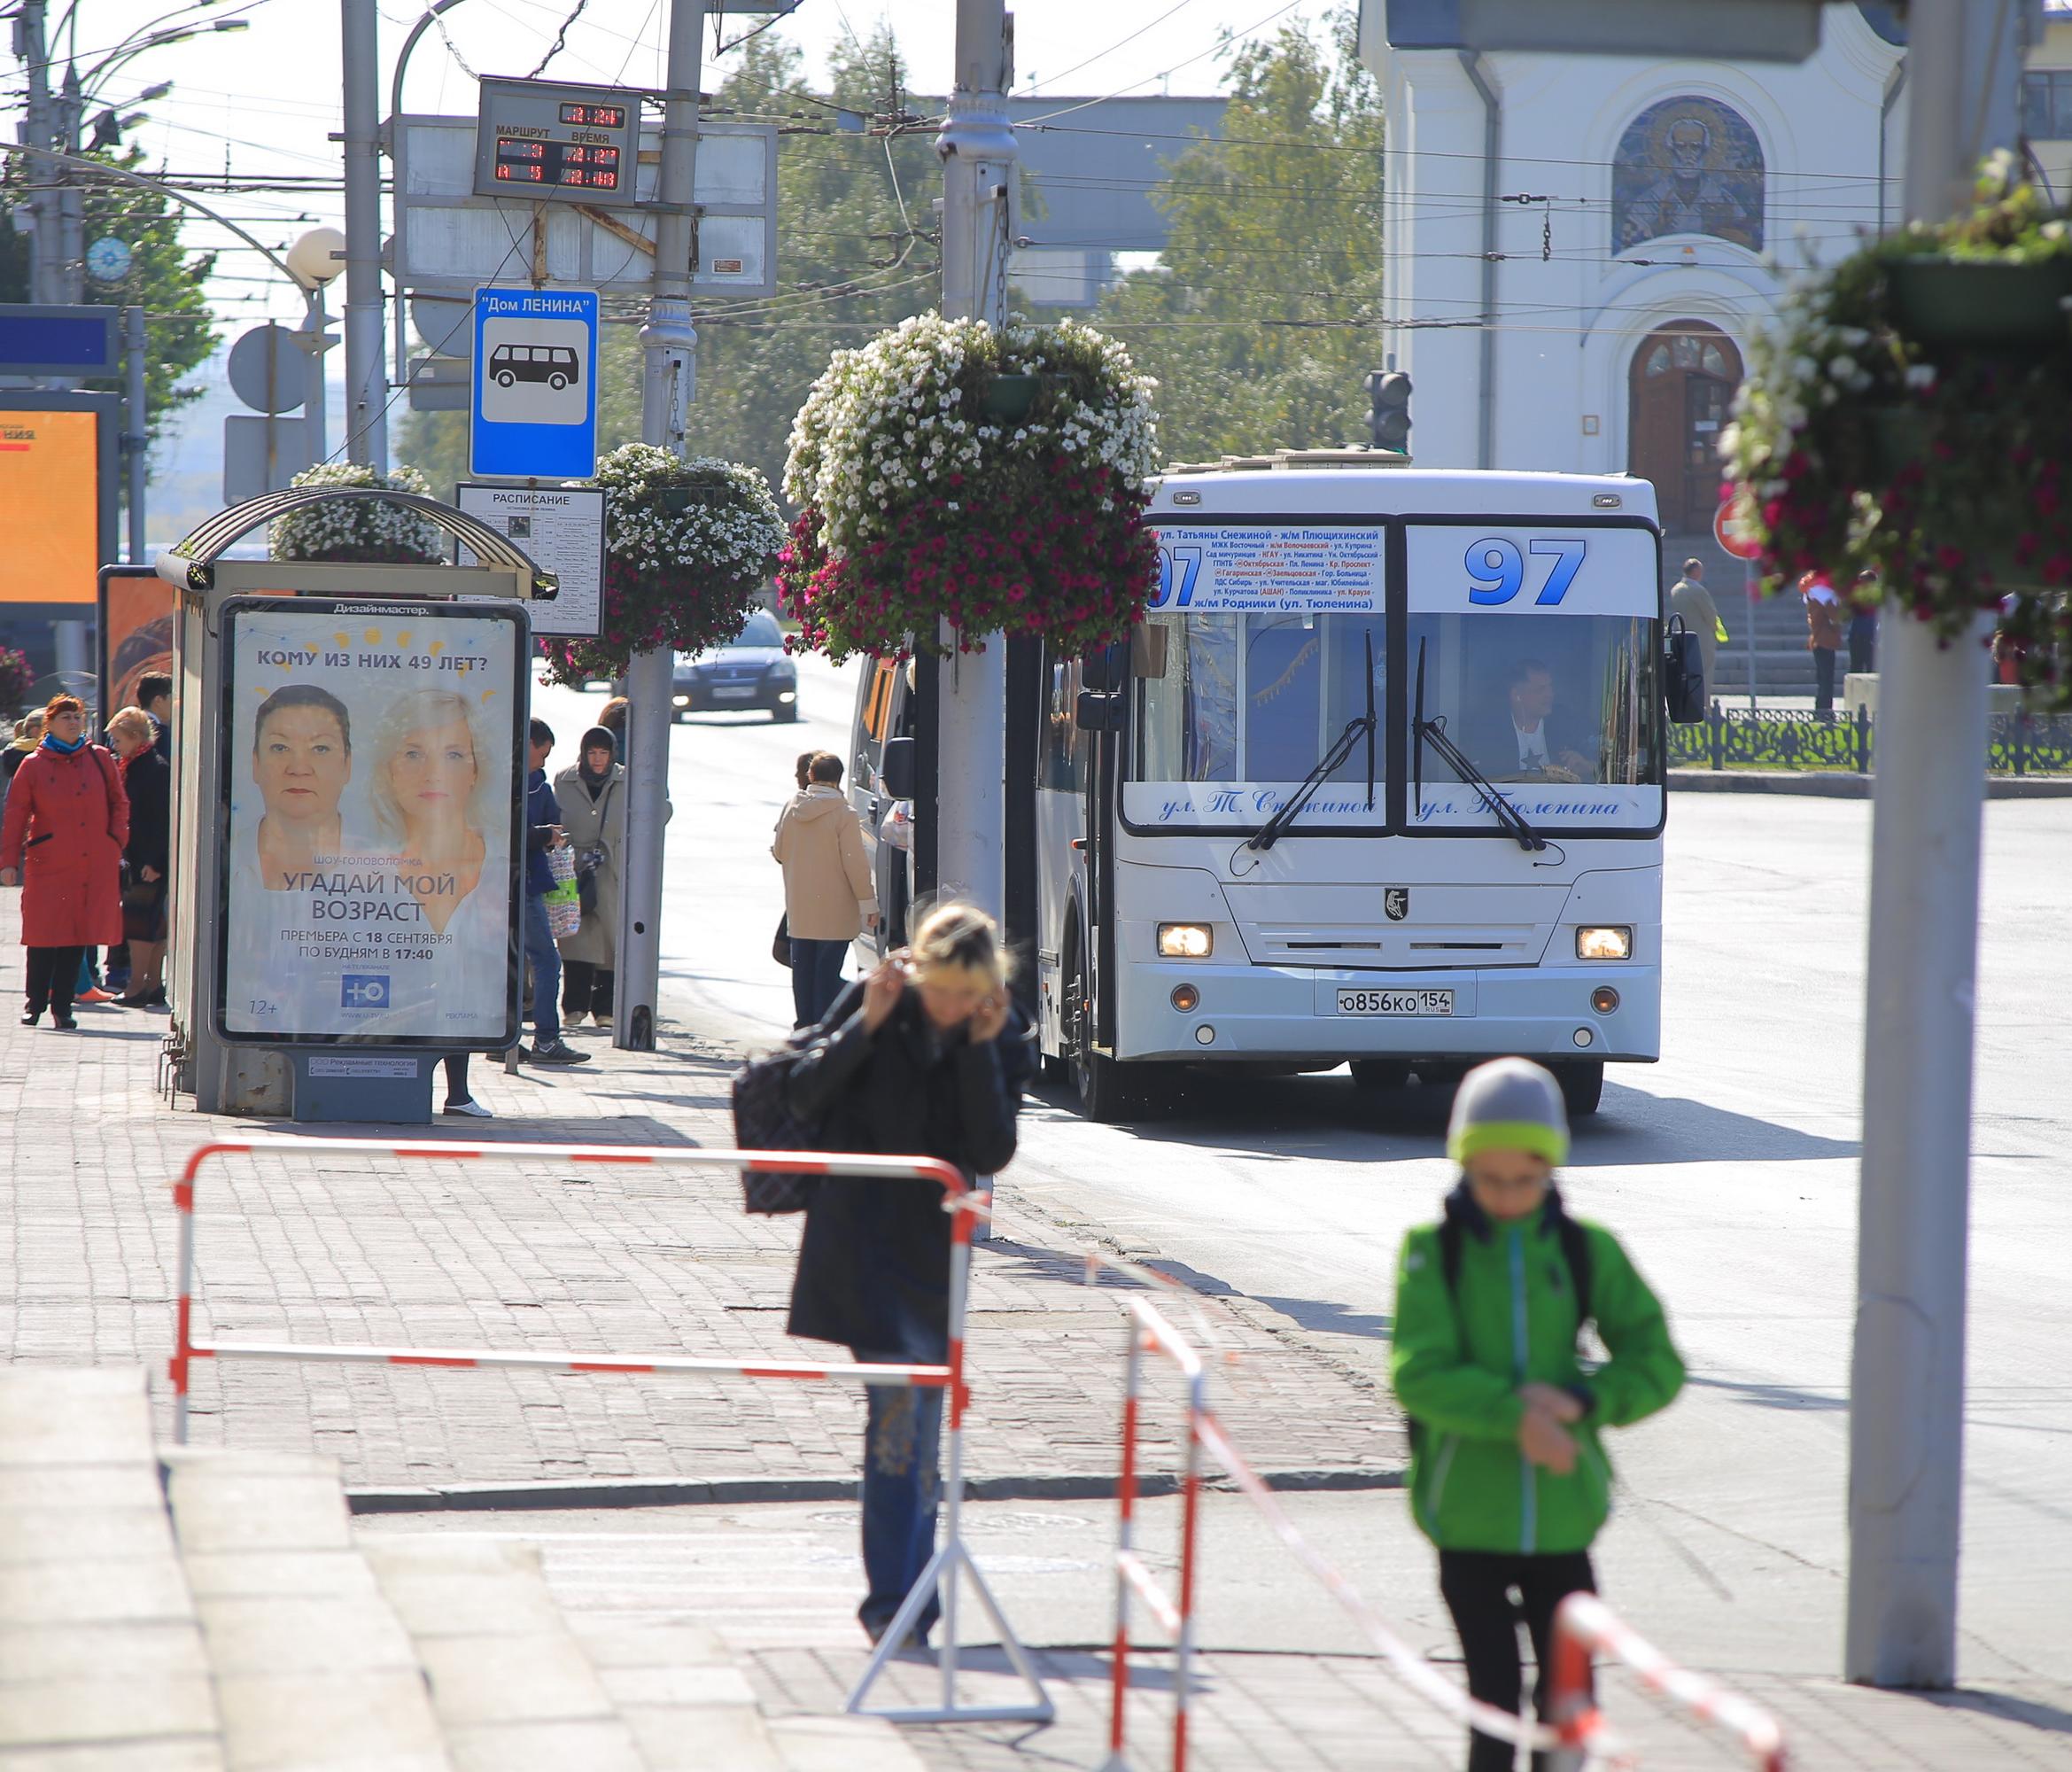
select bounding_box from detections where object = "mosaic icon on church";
[1612,97,1765,255]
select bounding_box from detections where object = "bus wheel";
[1348,1060,1410,1091]
[1553,1060,1604,1117]
[1066,947,1131,1123]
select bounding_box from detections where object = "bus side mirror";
[1663,621,1705,724]
[881,735,917,799]
[1130,622,1169,680]
[1075,690,1120,732]
[1080,642,1127,694]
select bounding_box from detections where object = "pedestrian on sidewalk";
[598,696,628,765]
[772,752,876,1029]
[1847,571,1879,678]
[136,672,174,760]
[516,717,589,1069]
[1801,569,1846,714]
[104,708,170,1009]
[1667,558,1721,702]
[784,902,1032,1649]
[1392,1058,1684,1772]
[0,696,128,1031]
[0,713,40,829]
[554,725,625,1030]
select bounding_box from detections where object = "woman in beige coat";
[772,751,875,1028]
[553,726,625,1029]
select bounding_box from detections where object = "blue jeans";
[790,937,848,1030]
[855,1333,947,1644]
[524,892,562,1046]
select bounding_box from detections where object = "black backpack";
[1436,1210,1595,1328]
[729,1032,830,1215]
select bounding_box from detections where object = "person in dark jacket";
[1393,1059,1683,1772]
[784,901,1033,1648]
[105,709,170,1008]
[136,672,174,760]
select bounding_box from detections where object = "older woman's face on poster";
[253,706,350,824]
[388,719,477,825]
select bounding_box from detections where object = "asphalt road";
[527,658,2072,1695]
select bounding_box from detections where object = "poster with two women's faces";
[217,598,524,1045]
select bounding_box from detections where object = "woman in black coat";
[105,708,171,1007]
[785,901,1032,1649]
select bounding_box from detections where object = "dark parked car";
[673,610,798,722]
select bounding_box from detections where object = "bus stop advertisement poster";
[213,598,524,1046]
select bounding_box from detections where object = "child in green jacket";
[1391,1057,1684,1771]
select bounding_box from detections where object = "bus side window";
[858,658,895,783]
[1041,655,1088,793]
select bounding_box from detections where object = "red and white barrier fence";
[1552,1592,1788,1772]
[168,1136,1052,1729]
[1091,1288,1789,1772]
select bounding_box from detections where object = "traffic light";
[1364,370,1411,453]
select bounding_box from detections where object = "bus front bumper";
[1114,961,1660,1066]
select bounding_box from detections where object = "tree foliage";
[0,146,217,447]
[1092,12,1385,465]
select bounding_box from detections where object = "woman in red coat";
[0,696,129,1030]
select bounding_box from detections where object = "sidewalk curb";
[343,1466,1403,1514]
[1670,768,2072,798]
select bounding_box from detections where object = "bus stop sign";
[469,286,599,478]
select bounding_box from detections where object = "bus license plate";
[1336,988,1454,1016]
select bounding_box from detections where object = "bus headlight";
[1158,923,1213,959]
[1575,926,1632,961]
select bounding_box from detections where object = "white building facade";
[1357,3,1905,539]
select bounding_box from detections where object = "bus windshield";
[1408,523,1660,832]
[1132,610,1388,823]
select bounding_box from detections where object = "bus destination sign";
[473,77,642,207]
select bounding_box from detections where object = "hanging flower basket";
[268,462,446,565]
[538,445,788,688]
[1722,152,2072,704]
[1883,256,2072,348]
[779,313,1161,663]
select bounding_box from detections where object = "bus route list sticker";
[469,286,599,479]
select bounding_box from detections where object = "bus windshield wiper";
[1246,713,1375,852]
[1411,641,1547,853]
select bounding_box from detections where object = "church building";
[1357,3,1906,546]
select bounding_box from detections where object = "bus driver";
[1474,659,1595,784]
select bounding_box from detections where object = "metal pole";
[1744,557,1757,712]
[58,62,84,307]
[302,285,330,466]
[1845,0,2013,1690]
[340,0,388,469]
[124,304,147,561]
[931,0,1015,919]
[16,1,55,305]
[615,0,703,1051]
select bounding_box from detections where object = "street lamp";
[285,226,347,464]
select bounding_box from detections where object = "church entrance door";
[1627,323,1742,532]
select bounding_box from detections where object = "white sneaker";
[442,1098,493,1118]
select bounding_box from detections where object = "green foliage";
[0,147,217,448]
[1091,9,1385,465]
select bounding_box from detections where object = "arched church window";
[1612,97,1765,255]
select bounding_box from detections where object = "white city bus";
[849,461,1697,1121]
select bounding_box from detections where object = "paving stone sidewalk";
[0,897,1403,1498]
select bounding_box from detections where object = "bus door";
[1075,640,1129,1057]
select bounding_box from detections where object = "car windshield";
[730,610,782,649]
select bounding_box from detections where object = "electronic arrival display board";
[472,77,642,206]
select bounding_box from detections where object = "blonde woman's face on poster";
[388,719,477,831]
[254,707,351,825]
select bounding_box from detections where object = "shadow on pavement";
[1921,1687,2072,1737]
[257,1115,702,1147]
[1030,1072,1859,1168]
